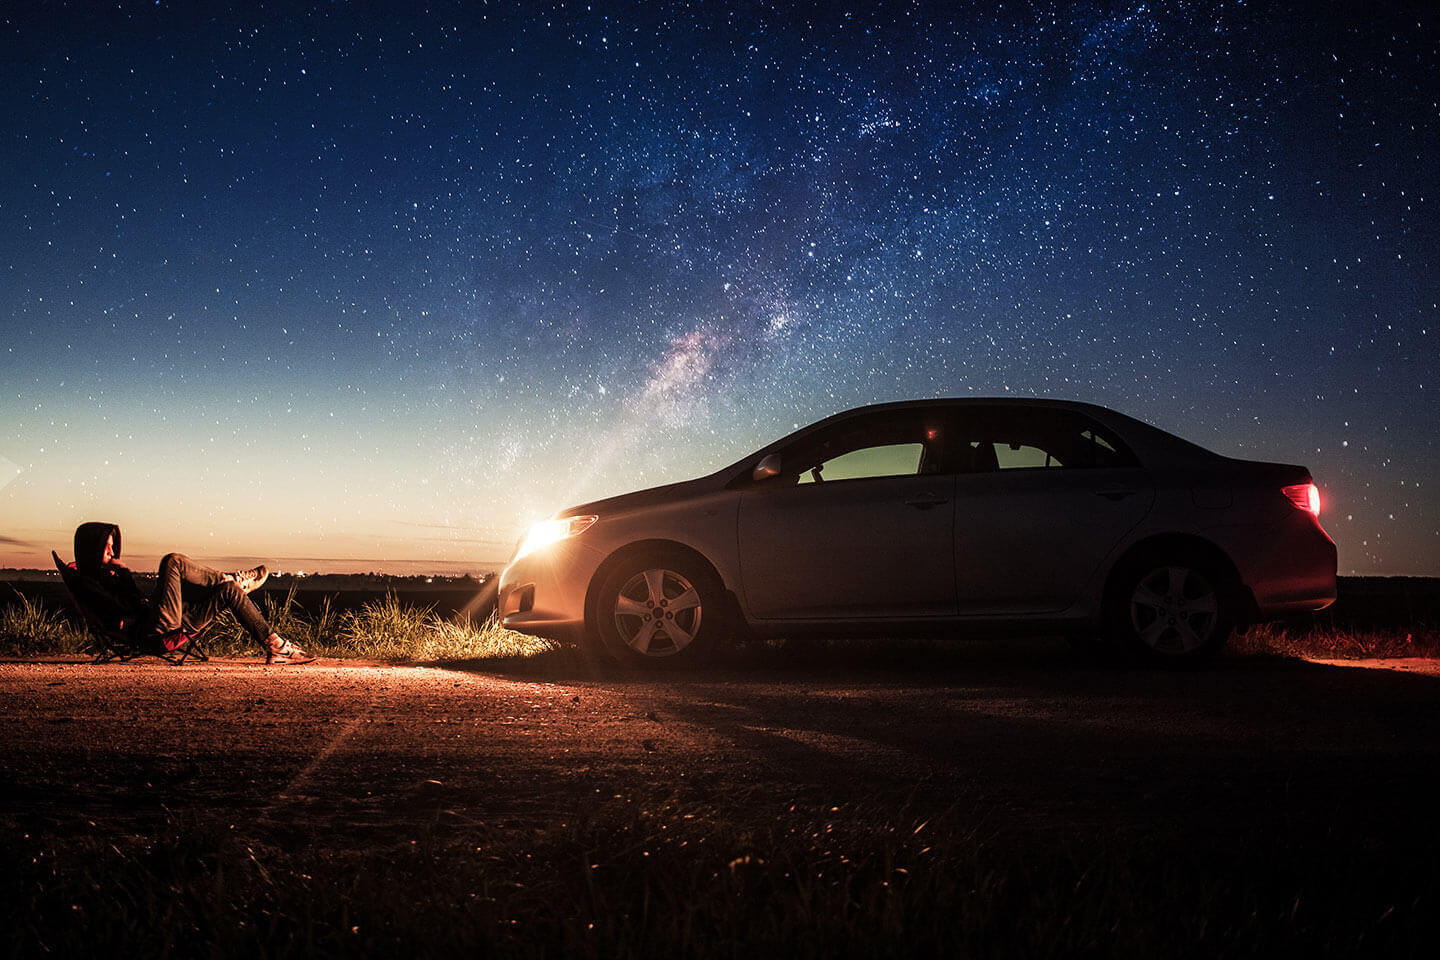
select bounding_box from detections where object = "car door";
[950,408,1155,615]
[738,409,957,620]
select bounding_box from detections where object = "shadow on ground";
[436,632,1395,688]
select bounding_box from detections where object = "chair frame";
[52,551,210,665]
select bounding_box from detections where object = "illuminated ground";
[4,640,1439,841]
[2,640,1438,954]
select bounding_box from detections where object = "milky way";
[1,2,1435,574]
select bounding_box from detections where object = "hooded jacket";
[72,522,151,628]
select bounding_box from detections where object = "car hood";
[556,472,729,519]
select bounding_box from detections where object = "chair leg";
[161,638,192,665]
[164,629,211,665]
[86,626,212,665]
[184,629,212,663]
[92,644,144,663]
[90,632,131,663]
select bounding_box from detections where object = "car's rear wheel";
[1107,553,1234,662]
[593,550,725,666]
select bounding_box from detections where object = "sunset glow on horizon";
[2,3,1436,576]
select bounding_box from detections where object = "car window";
[796,442,924,484]
[1081,429,1127,466]
[957,409,1137,472]
[993,442,1060,470]
[781,411,946,485]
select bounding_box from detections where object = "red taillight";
[1282,482,1320,518]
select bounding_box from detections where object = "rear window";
[956,409,1138,472]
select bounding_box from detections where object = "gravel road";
[4,639,1439,852]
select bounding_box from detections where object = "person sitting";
[71,522,314,665]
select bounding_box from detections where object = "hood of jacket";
[74,522,121,575]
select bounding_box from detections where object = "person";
[71,522,314,665]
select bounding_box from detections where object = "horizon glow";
[1,3,1436,576]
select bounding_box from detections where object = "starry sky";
[1,1,1436,575]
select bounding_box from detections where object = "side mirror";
[752,454,781,482]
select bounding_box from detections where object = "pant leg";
[181,581,273,645]
[151,553,228,634]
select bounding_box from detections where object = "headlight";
[513,515,598,561]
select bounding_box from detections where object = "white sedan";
[499,399,1337,664]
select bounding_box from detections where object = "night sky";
[1,2,1436,575]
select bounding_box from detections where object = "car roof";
[804,396,1125,422]
[717,397,1222,476]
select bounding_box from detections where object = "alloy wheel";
[1128,565,1220,655]
[612,567,703,657]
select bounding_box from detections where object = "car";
[498,398,1337,664]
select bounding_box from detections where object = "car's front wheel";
[1107,553,1234,662]
[592,550,726,666]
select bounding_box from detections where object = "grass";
[1232,621,1439,661]
[3,798,1436,959]
[0,585,553,663]
[0,589,89,656]
[201,587,556,662]
[3,582,1434,665]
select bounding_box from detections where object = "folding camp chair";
[51,551,209,664]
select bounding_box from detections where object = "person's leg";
[153,554,309,661]
[151,553,229,634]
[180,581,273,644]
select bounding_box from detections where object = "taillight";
[1282,482,1320,518]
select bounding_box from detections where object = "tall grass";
[1233,621,1438,660]
[0,590,90,655]
[7,582,1435,664]
[0,586,552,662]
[201,586,554,662]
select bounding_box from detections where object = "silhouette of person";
[71,522,314,664]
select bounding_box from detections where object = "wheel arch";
[1102,533,1258,626]
[583,539,734,637]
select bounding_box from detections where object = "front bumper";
[497,538,606,643]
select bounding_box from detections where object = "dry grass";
[1232,621,1440,661]
[199,587,555,662]
[0,586,553,663]
[0,589,90,655]
[6,580,1437,666]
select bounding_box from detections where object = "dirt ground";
[4,638,1440,849]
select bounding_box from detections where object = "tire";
[1106,552,1234,663]
[591,549,727,666]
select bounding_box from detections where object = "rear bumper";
[1236,516,1338,618]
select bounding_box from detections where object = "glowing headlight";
[514,515,598,561]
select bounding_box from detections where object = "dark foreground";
[2,640,1438,958]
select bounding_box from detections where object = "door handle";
[904,497,948,510]
[1095,489,1137,501]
